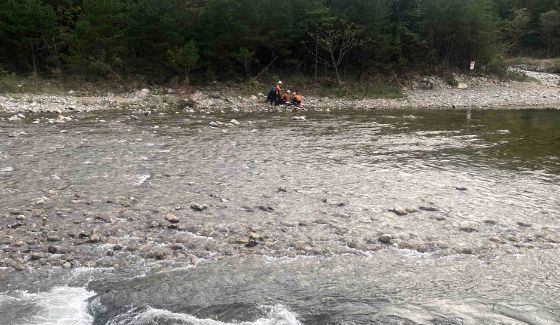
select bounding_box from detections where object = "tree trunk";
[314,42,318,82]
[184,67,190,84]
[331,53,341,85]
[52,37,62,75]
[31,43,37,76]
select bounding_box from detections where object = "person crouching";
[291,91,303,109]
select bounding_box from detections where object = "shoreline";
[0,70,559,117]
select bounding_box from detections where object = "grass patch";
[317,81,403,99]
[443,73,459,87]
[505,69,536,82]
[505,57,560,73]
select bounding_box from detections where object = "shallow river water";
[1,108,559,324]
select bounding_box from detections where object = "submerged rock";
[8,130,27,137]
[165,214,180,224]
[190,203,207,212]
[390,206,408,216]
[378,234,394,244]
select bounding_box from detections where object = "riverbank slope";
[0,69,559,115]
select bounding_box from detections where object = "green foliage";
[168,40,200,84]
[540,10,560,56]
[503,8,531,54]
[486,55,533,80]
[318,80,403,99]
[0,0,58,74]
[444,74,459,87]
[1,0,559,82]
[69,0,131,77]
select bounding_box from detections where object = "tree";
[308,19,368,85]
[69,0,131,77]
[231,47,256,77]
[168,41,200,84]
[0,0,57,74]
[420,0,499,68]
[504,8,531,55]
[540,10,560,56]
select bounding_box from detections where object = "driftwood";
[254,56,278,81]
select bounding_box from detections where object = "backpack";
[267,86,276,102]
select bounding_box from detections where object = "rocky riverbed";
[1,70,559,117]
[1,109,559,272]
[1,107,559,323]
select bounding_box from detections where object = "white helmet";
[287,90,291,93]
[278,81,283,84]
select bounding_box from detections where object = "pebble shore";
[1,70,559,116]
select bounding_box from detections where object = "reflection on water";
[0,108,559,324]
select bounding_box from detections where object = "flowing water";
[1,108,559,324]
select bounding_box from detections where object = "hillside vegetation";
[1,0,559,86]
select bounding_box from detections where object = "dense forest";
[1,0,559,84]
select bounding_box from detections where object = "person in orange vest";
[281,90,291,105]
[274,81,283,105]
[266,81,283,105]
[291,91,303,108]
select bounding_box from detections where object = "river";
[1,108,559,324]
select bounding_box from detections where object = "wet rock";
[378,234,394,245]
[277,186,287,192]
[484,220,498,225]
[169,244,184,251]
[47,235,61,242]
[209,121,220,128]
[257,205,274,212]
[113,244,123,251]
[7,222,24,229]
[245,240,258,248]
[230,119,240,126]
[147,248,169,260]
[517,222,532,228]
[292,116,306,121]
[30,253,43,260]
[165,213,180,224]
[455,187,468,191]
[249,232,263,241]
[489,237,505,244]
[94,216,114,223]
[148,221,161,228]
[419,206,438,212]
[190,203,207,212]
[459,226,478,233]
[458,83,468,90]
[13,262,27,271]
[8,130,27,137]
[106,250,114,257]
[47,245,58,254]
[63,261,72,269]
[507,236,519,242]
[390,206,408,216]
[89,229,102,243]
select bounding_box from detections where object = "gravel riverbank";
[1,70,559,116]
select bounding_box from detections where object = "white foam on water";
[133,174,151,185]
[1,286,94,325]
[107,304,302,325]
